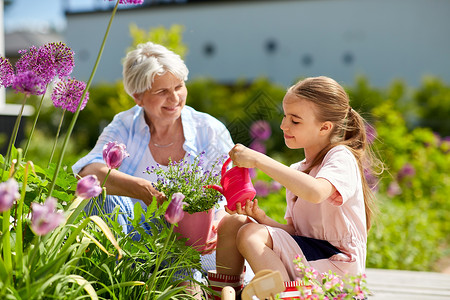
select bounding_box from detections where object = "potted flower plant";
[147,151,226,252]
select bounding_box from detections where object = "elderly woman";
[72,42,234,279]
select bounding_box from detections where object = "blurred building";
[55,0,450,87]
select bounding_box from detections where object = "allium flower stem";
[48,110,66,168]
[1,94,28,178]
[23,91,46,158]
[15,161,34,278]
[2,208,12,279]
[48,0,120,197]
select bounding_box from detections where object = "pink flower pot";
[173,208,215,252]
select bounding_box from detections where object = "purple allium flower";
[363,168,378,191]
[270,180,282,192]
[165,192,186,224]
[0,179,21,213]
[109,0,144,4]
[76,175,102,199]
[31,197,65,236]
[51,77,89,113]
[11,71,46,96]
[387,181,402,197]
[248,168,256,179]
[250,120,272,141]
[42,42,74,78]
[397,163,416,180]
[102,141,130,169]
[254,180,270,197]
[0,57,14,88]
[365,123,377,145]
[15,45,55,85]
[249,140,266,154]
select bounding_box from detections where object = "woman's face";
[280,92,324,150]
[134,72,187,124]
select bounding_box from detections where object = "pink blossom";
[250,120,272,141]
[51,77,89,113]
[165,192,186,224]
[31,197,65,236]
[76,175,102,199]
[249,139,266,154]
[0,57,14,88]
[102,141,129,169]
[0,179,20,212]
[254,180,270,197]
[387,181,402,197]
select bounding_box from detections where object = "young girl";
[208,76,381,296]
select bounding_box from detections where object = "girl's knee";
[236,223,269,251]
[217,214,248,237]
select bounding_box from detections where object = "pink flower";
[51,77,89,113]
[387,181,402,197]
[0,57,14,88]
[103,141,129,169]
[254,180,270,197]
[165,192,186,224]
[398,163,416,180]
[0,179,20,212]
[249,140,266,154]
[270,180,282,192]
[76,175,102,199]
[11,71,46,96]
[109,0,144,4]
[31,197,65,236]
[250,120,272,141]
[365,123,377,144]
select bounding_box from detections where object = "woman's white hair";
[122,42,189,97]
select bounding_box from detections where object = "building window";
[203,43,216,57]
[342,51,354,65]
[265,39,278,54]
[301,54,313,67]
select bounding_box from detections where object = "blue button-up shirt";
[72,105,234,176]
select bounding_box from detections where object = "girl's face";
[280,92,327,151]
[134,72,187,124]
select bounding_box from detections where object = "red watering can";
[204,157,256,211]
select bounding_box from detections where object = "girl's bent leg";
[236,223,290,281]
[216,214,250,275]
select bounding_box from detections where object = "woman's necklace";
[152,141,174,148]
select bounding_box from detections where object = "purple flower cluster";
[0,42,78,98]
[113,0,144,4]
[0,57,14,87]
[51,77,89,113]
[249,120,272,154]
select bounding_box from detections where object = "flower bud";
[31,197,65,236]
[76,175,102,199]
[165,192,186,224]
[103,141,129,169]
[0,179,20,212]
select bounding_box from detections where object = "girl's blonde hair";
[289,76,382,230]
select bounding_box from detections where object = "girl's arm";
[230,144,335,204]
[79,162,165,205]
[231,199,296,235]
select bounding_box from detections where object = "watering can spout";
[204,184,224,194]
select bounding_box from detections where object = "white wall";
[65,0,450,87]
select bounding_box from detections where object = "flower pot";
[173,208,215,252]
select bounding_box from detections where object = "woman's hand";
[229,144,261,169]
[226,199,266,223]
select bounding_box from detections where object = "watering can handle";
[222,157,233,176]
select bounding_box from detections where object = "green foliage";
[128,24,188,58]
[1,151,203,299]
[413,76,450,136]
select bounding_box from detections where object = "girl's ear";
[133,93,143,106]
[319,121,333,136]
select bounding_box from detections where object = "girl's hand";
[229,144,260,169]
[235,199,266,223]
